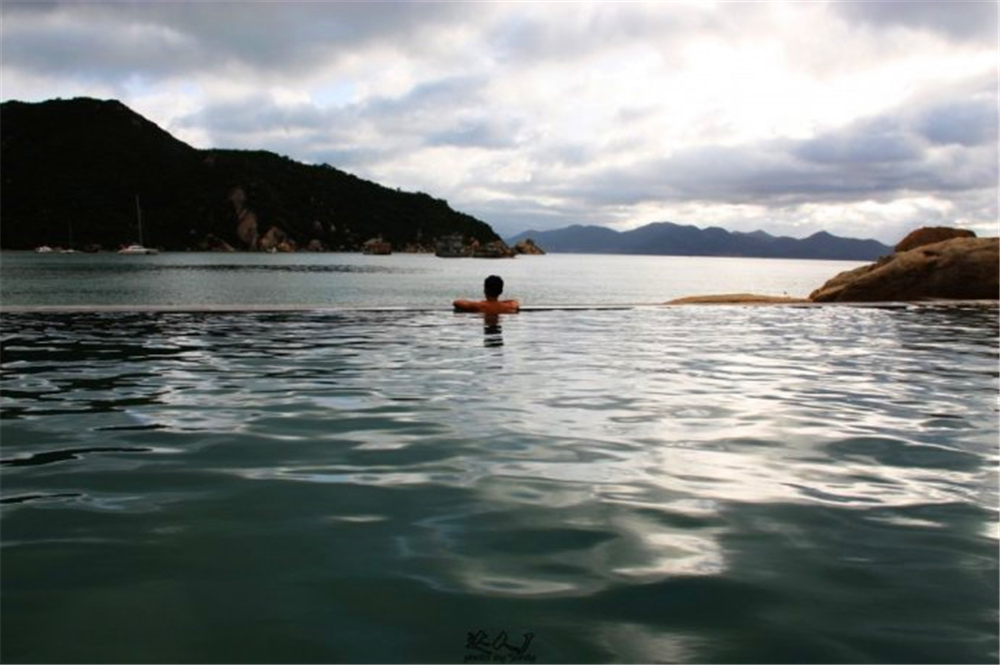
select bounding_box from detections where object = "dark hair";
[484,275,504,298]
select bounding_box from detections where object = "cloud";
[832,0,998,44]
[174,73,526,168]
[796,118,923,166]
[553,84,998,208]
[499,70,998,241]
[1,3,201,81]
[915,97,999,147]
[1,1,996,243]
[1,1,477,82]
[426,117,526,150]
[484,2,710,66]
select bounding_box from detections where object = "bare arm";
[453,299,520,314]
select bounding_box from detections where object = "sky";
[2,1,997,243]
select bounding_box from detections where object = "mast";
[134,194,144,246]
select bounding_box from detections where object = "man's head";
[484,275,504,299]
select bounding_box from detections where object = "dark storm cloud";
[790,80,999,193]
[832,0,998,43]
[914,98,1000,147]
[795,118,924,165]
[574,139,993,208]
[1,1,476,82]
[2,3,198,79]
[556,146,818,207]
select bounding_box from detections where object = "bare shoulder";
[496,299,520,314]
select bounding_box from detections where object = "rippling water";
[1,305,998,663]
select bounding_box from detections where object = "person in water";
[453,275,520,314]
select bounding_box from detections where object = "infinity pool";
[2,305,997,663]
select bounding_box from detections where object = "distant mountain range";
[508,223,892,260]
[1,97,498,251]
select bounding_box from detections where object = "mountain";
[1,97,499,251]
[508,222,892,260]
[509,224,621,253]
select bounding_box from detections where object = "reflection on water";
[483,312,504,347]
[1,305,997,663]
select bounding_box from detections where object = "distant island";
[508,223,892,261]
[1,97,500,253]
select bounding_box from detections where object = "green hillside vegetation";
[1,97,499,251]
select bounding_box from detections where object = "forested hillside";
[1,97,499,251]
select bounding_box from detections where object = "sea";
[1,251,997,664]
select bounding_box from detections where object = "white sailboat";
[35,222,77,253]
[119,195,159,255]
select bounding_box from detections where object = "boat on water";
[118,194,159,255]
[34,246,80,254]
[118,244,159,255]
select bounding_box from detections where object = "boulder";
[203,234,235,252]
[895,226,975,253]
[258,226,295,252]
[513,238,546,255]
[235,209,258,249]
[472,239,515,258]
[809,236,998,302]
[230,187,260,250]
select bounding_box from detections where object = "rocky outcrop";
[513,238,546,255]
[809,236,999,302]
[235,210,258,249]
[202,234,235,252]
[895,226,975,253]
[666,226,997,305]
[258,226,296,252]
[471,239,515,258]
